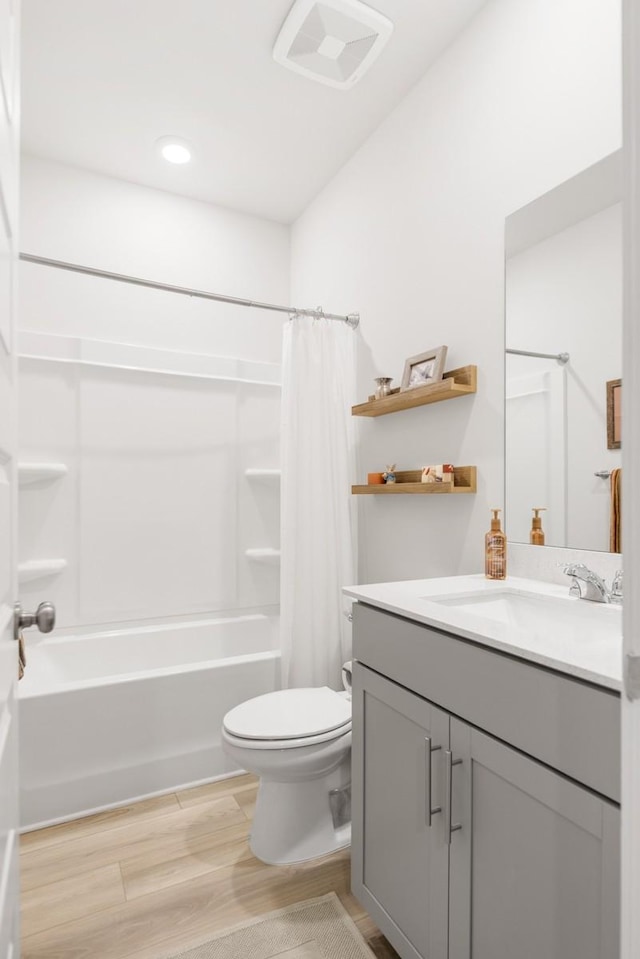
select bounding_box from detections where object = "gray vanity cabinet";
[351,603,621,959]
[448,719,620,959]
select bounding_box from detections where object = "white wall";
[20,154,289,363]
[18,157,288,629]
[506,203,622,551]
[291,0,621,584]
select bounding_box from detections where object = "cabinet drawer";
[353,602,620,803]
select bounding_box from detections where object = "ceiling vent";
[273,0,394,90]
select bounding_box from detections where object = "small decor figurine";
[382,464,397,484]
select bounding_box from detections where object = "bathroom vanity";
[345,575,621,959]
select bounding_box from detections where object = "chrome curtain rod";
[506,347,570,365]
[20,253,360,329]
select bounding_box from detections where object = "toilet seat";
[222,724,351,750]
[223,687,351,749]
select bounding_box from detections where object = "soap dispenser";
[485,508,507,580]
[530,507,547,546]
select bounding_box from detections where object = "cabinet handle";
[444,748,463,844]
[425,737,442,827]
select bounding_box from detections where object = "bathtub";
[18,613,280,829]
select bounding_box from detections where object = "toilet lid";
[223,687,351,741]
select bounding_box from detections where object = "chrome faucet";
[562,563,611,603]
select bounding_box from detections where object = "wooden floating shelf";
[352,365,477,417]
[352,466,477,495]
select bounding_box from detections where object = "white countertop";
[343,574,623,691]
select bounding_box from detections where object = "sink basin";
[430,589,621,644]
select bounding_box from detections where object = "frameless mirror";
[504,151,622,552]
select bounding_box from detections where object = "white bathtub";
[18,613,280,829]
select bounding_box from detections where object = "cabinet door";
[352,663,450,959]
[448,718,620,959]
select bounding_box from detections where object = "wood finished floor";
[20,773,400,959]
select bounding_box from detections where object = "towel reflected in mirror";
[610,468,622,553]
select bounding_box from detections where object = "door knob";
[14,602,56,640]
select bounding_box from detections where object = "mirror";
[505,151,622,552]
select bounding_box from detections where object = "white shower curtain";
[280,315,357,690]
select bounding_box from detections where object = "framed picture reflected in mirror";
[607,378,621,449]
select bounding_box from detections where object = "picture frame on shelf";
[400,345,448,392]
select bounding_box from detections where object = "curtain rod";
[20,253,360,329]
[506,347,570,365]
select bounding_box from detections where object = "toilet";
[222,685,352,865]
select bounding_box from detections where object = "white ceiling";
[21,0,487,223]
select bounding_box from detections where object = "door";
[0,0,20,952]
[448,719,620,959]
[351,663,449,959]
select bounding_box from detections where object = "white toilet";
[222,686,352,865]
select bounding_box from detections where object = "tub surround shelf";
[245,469,281,479]
[18,462,68,485]
[353,466,476,495]
[18,558,67,583]
[245,548,281,563]
[352,365,477,417]
[19,330,282,388]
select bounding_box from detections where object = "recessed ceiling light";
[156,136,192,164]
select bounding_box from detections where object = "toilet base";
[249,761,351,865]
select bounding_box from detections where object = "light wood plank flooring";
[20,773,400,959]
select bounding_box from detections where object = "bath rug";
[162,892,376,959]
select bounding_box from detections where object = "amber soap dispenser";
[530,507,547,546]
[485,508,507,580]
